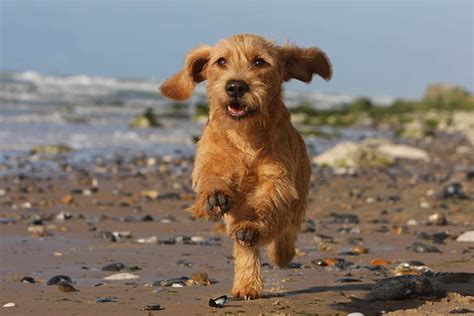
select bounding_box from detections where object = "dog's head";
[160,34,332,120]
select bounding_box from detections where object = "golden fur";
[160,34,332,299]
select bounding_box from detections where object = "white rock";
[376,143,429,161]
[3,302,16,308]
[347,313,365,316]
[103,273,140,281]
[456,231,474,242]
[313,141,394,171]
[136,236,158,244]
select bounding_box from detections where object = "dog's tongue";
[228,102,246,115]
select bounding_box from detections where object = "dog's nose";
[225,80,249,98]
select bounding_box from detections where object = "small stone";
[407,219,419,226]
[96,297,116,303]
[158,277,189,287]
[335,277,361,283]
[428,213,447,226]
[351,245,369,254]
[3,302,16,308]
[449,307,474,314]
[301,219,316,233]
[141,214,154,222]
[101,262,126,271]
[58,282,78,292]
[47,275,72,285]
[330,213,359,224]
[371,259,391,266]
[456,231,474,242]
[61,195,74,205]
[20,276,35,283]
[176,259,192,267]
[311,259,328,267]
[393,261,432,276]
[136,236,158,244]
[103,273,140,281]
[347,313,365,316]
[441,183,470,199]
[209,295,227,308]
[142,304,161,311]
[407,242,441,253]
[188,272,211,286]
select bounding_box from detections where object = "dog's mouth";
[227,100,251,118]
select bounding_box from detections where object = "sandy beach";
[1,130,473,315]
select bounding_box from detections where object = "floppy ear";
[160,45,211,100]
[278,45,332,83]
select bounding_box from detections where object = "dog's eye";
[216,57,227,67]
[253,58,267,68]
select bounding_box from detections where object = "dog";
[160,34,332,299]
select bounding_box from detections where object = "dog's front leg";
[231,241,262,300]
[189,151,236,221]
[232,165,298,245]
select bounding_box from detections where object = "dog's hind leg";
[267,228,297,268]
[231,241,263,300]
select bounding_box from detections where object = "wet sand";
[1,133,473,315]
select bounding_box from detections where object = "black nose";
[225,80,249,98]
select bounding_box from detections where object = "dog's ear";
[278,45,332,83]
[160,45,211,100]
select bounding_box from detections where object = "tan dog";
[160,34,332,299]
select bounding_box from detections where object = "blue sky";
[1,0,472,98]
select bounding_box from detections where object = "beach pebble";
[335,277,361,283]
[449,307,474,314]
[311,259,327,267]
[101,262,126,271]
[140,214,154,222]
[96,297,116,303]
[407,242,441,253]
[58,282,78,292]
[3,302,16,308]
[137,236,158,244]
[301,219,316,233]
[47,275,72,285]
[441,183,470,199]
[351,245,369,254]
[330,213,359,224]
[208,295,227,308]
[158,276,189,287]
[428,213,447,226]
[187,272,211,286]
[61,195,75,204]
[456,231,474,242]
[20,276,35,283]
[371,259,391,266]
[176,259,193,267]
[393,261,432,276]
[347,313,365,316]
[142,304,161,311]
[103,273,140,281]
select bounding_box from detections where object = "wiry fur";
[160,34,332,300]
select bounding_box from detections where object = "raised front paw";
[233,223,259,247]
[192,191,232,221]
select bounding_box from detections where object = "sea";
[0,71,393,172]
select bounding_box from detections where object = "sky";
[1,0,473,98]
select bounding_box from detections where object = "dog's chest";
[226,130,260,161]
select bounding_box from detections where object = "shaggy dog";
[160,34,332,299]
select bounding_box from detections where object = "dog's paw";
[233,223,259,247]
[193,190,231,221]
[231,286,262,300]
